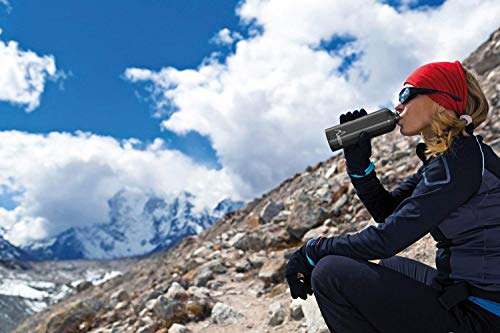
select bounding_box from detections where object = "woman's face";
[395,84,436,136]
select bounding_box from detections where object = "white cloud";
[210,28,243,45]
[0,131,249,245]
[125,0,500,197]
[0,39,59,112]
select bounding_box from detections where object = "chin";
[399,127,418,137]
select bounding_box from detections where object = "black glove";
[285,246,314,300]
[339,109,372,175]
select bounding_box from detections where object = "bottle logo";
[335,129,346,145]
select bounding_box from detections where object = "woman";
[285,60,500,333]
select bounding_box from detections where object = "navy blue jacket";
[307,134,500,291]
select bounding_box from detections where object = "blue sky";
[0,0,247,169]
[0,0,497,245]
[0,0,448,170]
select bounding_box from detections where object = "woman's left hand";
[285,247,314,300]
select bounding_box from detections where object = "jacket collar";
[416,134,483,166]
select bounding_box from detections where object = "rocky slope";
[0,259,135,333]
[13,28,500,333]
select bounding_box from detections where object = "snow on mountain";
[0,235,30,261]
[22,188,244,260]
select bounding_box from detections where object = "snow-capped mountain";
[0,235,30,261]
[22,188,244,260]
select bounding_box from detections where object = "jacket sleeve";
[310,152,482,261]
[348,165,424,223]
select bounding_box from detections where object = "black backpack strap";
[438,281,469,311]
[438,281,500,311]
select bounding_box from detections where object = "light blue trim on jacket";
[306,253,316,267]
[349,160,375,178]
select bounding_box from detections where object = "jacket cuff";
[347,160,375,178]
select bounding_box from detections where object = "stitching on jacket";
[423,156,451,186]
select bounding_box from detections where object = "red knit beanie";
[404,60,468,115]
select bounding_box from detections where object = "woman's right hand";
[339,109,372,175]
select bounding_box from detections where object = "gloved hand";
[285,246,315,300]
[339,108,372,175]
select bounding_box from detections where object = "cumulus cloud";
[0,131,248,245]
[125,0,500,198]
[210,28,243,45]
[0,39,59,112]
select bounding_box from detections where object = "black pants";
[310,255,500,333]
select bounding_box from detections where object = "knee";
[311,255,355,289]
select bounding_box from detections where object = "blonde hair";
[419,66,489,159]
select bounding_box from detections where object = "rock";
[260,200,284,223]
[301,295,329,333]
[258,251,286,286]
[115,301,128,310]
[301,225,330,242]
[324,164,337,179]
[269,283,288,297]
[314,184,332,203]
[331,193,348,215]
[168,324,192,333]
[210,302,244,325]
[137,325,155,333]
[248,252,266,268]
[244,211,263,228]
[271,209,290,224]
[233,233,267,251]
[323,218,334,226]
[185,298,212,319]
[227,232,246,247]
[75,281,92,292]
[268,301,285,326]
[194,267,214,287]
[289,299,304,320]
[207,250,221,260]
[185,257,207,272]
[234,272,245,282]
[46,300,103,333]
[287,193,329,240]
[136,290,163,313]
[192,246,211,258]
[206,279,225,289]
[165,282,189,302]
[235,259,251,273]
[150,296,184,321]
[187,286,211,299]
[111,289,130,303]
[206,259,226,274]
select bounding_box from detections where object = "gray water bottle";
[324,108,400,152]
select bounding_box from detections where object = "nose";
[395,102,404,113]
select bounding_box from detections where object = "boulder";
[165,282,189,302]
[260,200,284,224]
[287,193,329,240]
[258,251,286,286]
[268,301,285,326]
[210,302,244,325]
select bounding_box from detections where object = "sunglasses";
[399,87,462,105]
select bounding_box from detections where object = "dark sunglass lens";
[399,88,410,104]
